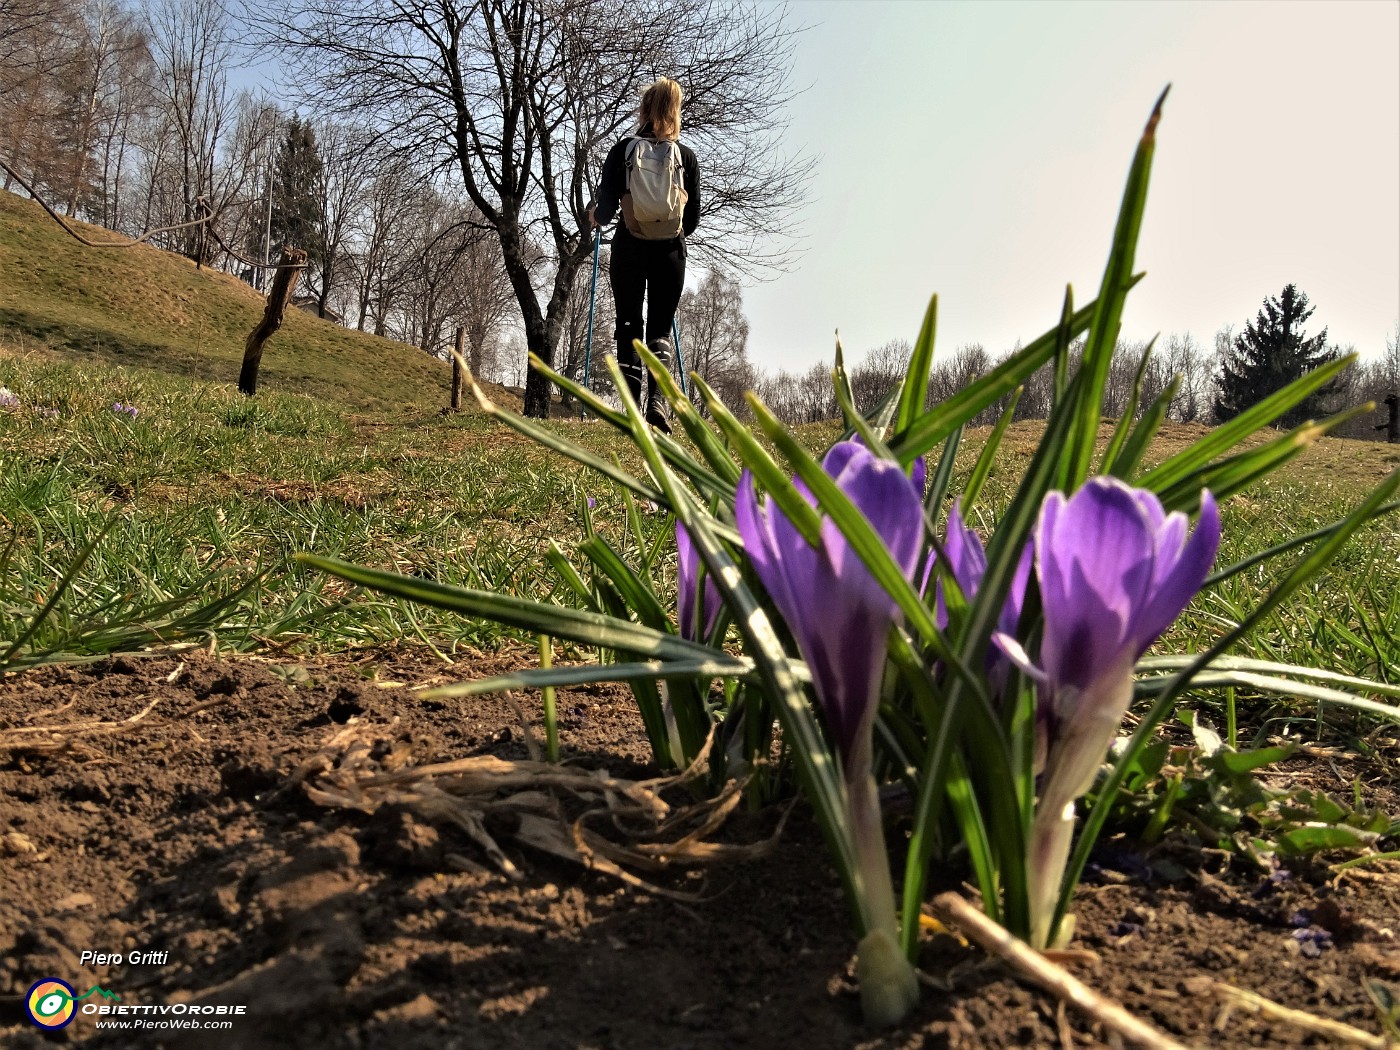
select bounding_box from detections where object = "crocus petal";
[736,443,924,765]
[735,472,808,638]
[1000,540,1034,637]
[830,449,925,577]
[676,522,698,641]
[821,439,864,479]
[933,506,984,628]
[1133,489,1220,651]
[991,631,1049,686]
[1036,478,1155,690]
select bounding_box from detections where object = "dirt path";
[3,649,1398,1048]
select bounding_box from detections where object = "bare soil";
[3,649,1399,1049]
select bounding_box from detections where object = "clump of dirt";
[2,648,1399,1048]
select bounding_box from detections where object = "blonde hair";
[639,79,683,141]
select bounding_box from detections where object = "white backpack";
[621,137,687,240]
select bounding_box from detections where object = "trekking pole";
[671,316,688,397]
[582,227,601,408]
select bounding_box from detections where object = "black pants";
[609,231,685,409]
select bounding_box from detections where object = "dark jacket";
[593,123,700,239]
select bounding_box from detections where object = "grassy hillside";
[0,190,458,414]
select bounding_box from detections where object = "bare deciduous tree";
[144,0,232,260]
[677,270,751,414]
[265,0,809,417]
[847,338,909,417]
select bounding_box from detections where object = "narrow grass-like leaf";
[546,542,594,606]
[890,297,1101,464]
[295,553,721,663]
[423,656,755,697]
[894,295,938,441]
[628,340,744,487]
[1097,338,1156,475]
[577,535,670,630]
[468,376,665,504]
[925,426,962,516]
[692,374,824,548]
[1157,406,1373,512]
[1052,286,1075,406]
[1063,88,1166,487]
[0,516,117,667]
[1133,670,1400,723]
[1137,654,1400,701]
[831,340,895,457]
[1204,501,1400,589]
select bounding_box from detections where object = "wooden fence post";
[451,326,465,411]
[239,246,307,396]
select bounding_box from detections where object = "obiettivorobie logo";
[24,978,121,1029]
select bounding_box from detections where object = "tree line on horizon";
[769,289,1399,441]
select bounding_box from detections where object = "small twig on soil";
[1207,980,1398,1048]
[927,892,1193,1050]
[184,694,238,717]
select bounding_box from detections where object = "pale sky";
[736,0,1400,372]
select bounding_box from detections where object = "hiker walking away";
[588,78,700,432]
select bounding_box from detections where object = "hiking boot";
[645,400,672,434]
[644,338,674,432]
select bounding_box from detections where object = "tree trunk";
[239,247,307,395]
[319,255,332,318]
[451,327,465,411]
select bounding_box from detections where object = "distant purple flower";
[0,386,17,409]
[675,521,722,643]
[33,406,59,419]
[997,476,1220,947]
[586,496,597,510]
[112,402,138,418]
[1292,926,1333,958]
[736,440,924,764]
[931,506,1033,671]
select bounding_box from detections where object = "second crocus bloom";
[1000,476,1220,947]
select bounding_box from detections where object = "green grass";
[0,348,672,665]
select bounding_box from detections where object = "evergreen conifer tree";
[269,117,326,289]
[1215,284,1340,427]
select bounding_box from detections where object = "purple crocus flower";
[998,476,1220,947]
[675,521,722,643]
[919,507,1032,694]
[932,506,1033,645]
[736,439,923,1025]
[736,440,925,765]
